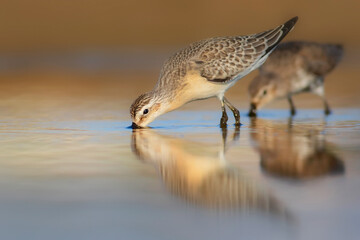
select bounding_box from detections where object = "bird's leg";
[287,95,296,116]
[323,99,332,115]
[220,103,228,128]
[312,81,331,115]
[224,97,241,126]
[220,99,228,128]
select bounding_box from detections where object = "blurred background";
[0,0,360,116]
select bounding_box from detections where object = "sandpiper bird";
[130,17,298,128]
[248,41,344,117]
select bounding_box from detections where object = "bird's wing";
[192,17,298,84]
[259,41,343,77]
[302,43,344,77]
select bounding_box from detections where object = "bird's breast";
[165,71,234,112]
[183,71,231,100]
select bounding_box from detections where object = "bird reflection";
[131,127,286,215]
[250,118,344,179]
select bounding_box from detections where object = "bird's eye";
[263,90,267,95]
[143,109,149,115]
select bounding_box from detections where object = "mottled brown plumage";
[261,41,343,76]
[130,17,298,128]
[248,41,344,116]
[157,19,297,88]
[130,93,151,119]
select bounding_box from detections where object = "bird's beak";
[248,103,257,117]
[131,122,143,129]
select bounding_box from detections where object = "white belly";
[184,73,232,101]
[291,69,315,93]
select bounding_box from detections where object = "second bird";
[130,17,298,128]
[248,41,344,117]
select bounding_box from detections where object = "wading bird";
[248,41,343,117]
[130,17,298,128]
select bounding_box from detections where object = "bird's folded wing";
[193,19,296,83]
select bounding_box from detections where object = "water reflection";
[250,118,345,179]
[131,128,287,215]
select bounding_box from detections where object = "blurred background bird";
[248,41,343,117]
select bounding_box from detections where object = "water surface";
[0,106,359,240]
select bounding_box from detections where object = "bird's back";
[155,39,210,90]
[260,41,344,76]
[155,17,298,91]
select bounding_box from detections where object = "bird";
[130,17,298,128]
[248,41,344,117]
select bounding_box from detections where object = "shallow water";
[0,105,359,240]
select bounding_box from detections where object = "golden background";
[0,0,359,112]
[0,0,359,52]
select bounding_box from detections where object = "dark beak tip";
[248,103,257,117]
[131,122,142,129]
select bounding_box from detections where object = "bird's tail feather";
[257,16,299,57]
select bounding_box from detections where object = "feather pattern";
[155,17,298,89]
[259,41,344,78]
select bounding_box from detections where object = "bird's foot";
[220,120,228,128]
[248,111,257,117]
[325,108,332,115]
[220,115,228,128]
[234,121,242,127]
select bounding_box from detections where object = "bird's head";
[130,92,169,128]
[248,73,278,117]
